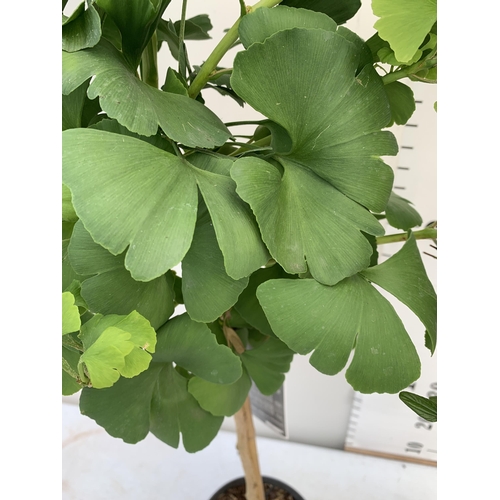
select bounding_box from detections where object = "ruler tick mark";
[401,146,414,150]
[405,123,418,127]
[397,166,410,170]
[394,186,406,190]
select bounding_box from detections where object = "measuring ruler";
[344,81,437,466]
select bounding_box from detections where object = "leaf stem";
[178,0,189,77]
[381,57,437,85]
[188,0,284,98]
[376,228,437,245]
[140,31,159,88]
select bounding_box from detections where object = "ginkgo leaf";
[68,221,175,329]
[79,318,232,451]
[63,129,267,282]
[232,156,383,285]
[384,82,416,127]
[152,313,242,385]
[280,0,361,24]
[257,275,421,394]
[241,337,294,395]
[62,39,230,146]
[94,0,171,67]
[360,234,437,354]
[188,368,252,417]
[62,291,81,335]
[399,391,437,422]
[238,5,337,49]
[385,192,423,230]
[230,28,397,284]
[79,311,157,388]
[372,0,437,64]
[182,209,249,323]
[80,326,135,388]
[62,1,101,52]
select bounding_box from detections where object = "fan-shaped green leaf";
[189,154,269,279]
[153,314,242,385]
[62,1,101,52]
[79,311,157,388]
[95,0,171,67]
[280,0,361,25]
[62,40,230,146]
[385,192,423,230]
[372,0,437,64]
[231,29,396,212]
[257,276,420,393]
[232,156,383,285]
[63,129,267,282]
[68,221,175,329]
[360,234,437,354]
[188,368,252,417]
[182,210,249,323]
[384,82,416,127]
[80,326,135,388]
[63,128,198,281]
[241,337,294,395]
[80,363,223,451]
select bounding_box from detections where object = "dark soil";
[214,481,295,500]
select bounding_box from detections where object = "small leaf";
[372,0,437,64]
[62,291,81,335]
[153,314,242,385]
[62,1,102,52]
[79,311,157,388]
[360,234,437,354]
[385,192,423,230]
[384,82,416,127]
[68,221,175,329]
[241,337,294,395]
[62,40,230,146]
[188,369,252,417]
[94,0,171,67]
[182,209,248,323]
[399,391,437,422]
[80,361,223,451]
[257,276,421,394]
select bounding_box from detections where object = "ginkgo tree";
[62,0,437,498]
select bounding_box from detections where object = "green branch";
[140,31,159,88]
[188,0,284,98]
[376,228,437,245]
[178,0,189,77]
[382,57,437,85]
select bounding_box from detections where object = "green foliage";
[62,0,437,452]
[399,391,437,422]
[372,0,437,64]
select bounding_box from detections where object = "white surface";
[63,403,436,500]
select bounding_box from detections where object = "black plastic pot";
[209,475,305,500]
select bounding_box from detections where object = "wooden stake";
[234,396,265,500]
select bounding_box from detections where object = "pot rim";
[208,475,305,500]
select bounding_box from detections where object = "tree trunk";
[233,396,265,500]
